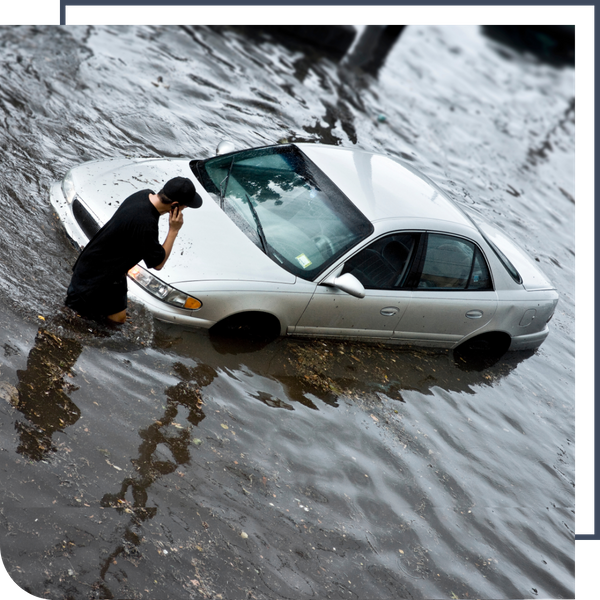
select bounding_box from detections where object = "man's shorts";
[65,276,128,319]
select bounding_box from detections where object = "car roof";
[297,143,473,228]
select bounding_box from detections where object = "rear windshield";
[479,231,522,284]
[464,209,523,285]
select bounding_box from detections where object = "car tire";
[453,332,511,370]
[210,312,281,341]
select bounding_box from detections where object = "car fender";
[183,280,318,334]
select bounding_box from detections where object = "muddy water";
[0,25,574,599]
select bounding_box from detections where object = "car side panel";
[291,286,412,338]
[392,291,498,347]
[487,290,558,342]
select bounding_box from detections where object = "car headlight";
[128,265,202,310]
[61,170,77,204]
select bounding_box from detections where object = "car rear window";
[416,233,492,290]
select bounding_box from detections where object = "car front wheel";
[210,312,281,341]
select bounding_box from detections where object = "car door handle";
[380,307,400,317]
[465,310,484,319]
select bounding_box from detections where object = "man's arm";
[154,206,184,271]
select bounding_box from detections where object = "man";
[65,176,202,324]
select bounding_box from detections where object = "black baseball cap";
[161,177,203,209]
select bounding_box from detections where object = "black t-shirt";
[70,189,166,291]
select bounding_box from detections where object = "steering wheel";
[313,235,336,258]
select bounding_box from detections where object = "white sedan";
[50,142,558,353]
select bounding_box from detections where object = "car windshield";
[192,144,373,280]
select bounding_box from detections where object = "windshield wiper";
[244,193,268,255]
[219,158,234,209]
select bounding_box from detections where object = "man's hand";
[169,204,184,232]
[156,205,185,270]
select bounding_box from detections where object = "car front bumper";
[50,182,89,249]
[126,281,215,328]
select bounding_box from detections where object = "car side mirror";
[216,140,235,156]
[322,272,365,298]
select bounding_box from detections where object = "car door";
[292,233,418,338]
[393,232,498,346]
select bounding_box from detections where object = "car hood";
[71,157,296,286]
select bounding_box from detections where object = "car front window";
[192,145,373,280]
[342,233,419,289]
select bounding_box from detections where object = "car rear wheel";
[453,332,511,370]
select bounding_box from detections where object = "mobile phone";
[171,202,180,213]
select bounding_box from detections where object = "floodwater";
[0,25,574,599]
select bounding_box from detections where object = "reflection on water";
[173,324,533,405]
[4,316,548,599]
[15,328,82,461]
[95,377,210,596]
[1,313,574,600]
[100,379,208,513]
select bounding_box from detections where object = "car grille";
[72,198,101,240]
